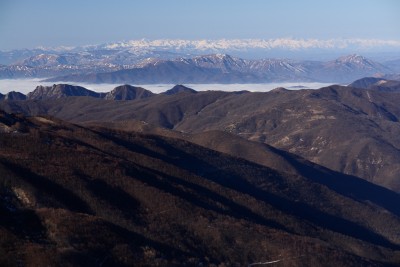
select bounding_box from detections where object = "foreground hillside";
[1,111,400,266]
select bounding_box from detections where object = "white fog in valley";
[0,78,336,95]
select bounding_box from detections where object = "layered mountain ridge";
[2,78,400,193]
[2,77,400,266]
[1,52,398,83]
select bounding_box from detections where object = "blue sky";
[0,0,399,50]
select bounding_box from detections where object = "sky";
[0,0,399,50]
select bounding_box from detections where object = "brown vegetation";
[0,111,399,266]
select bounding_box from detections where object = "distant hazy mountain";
[1,38,399,82]
[0,63,124,79]
[19,54,70,67]
[44,58,260,84]
[384,58,400,72]
[315,54,391,82]
[44,54,392,84]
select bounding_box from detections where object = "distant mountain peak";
[337,54,370,63]
[325,54,389,76]
[3,91,26,100]
[163,85,197,95]
[104,84,154,100]
[212,53,233,60]
[190,53,248,72]
[334,54,386,69]
[27,84,100,100]
[193,53,239,62]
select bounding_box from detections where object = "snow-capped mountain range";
[1,38,400,63]
[95,38,400,53]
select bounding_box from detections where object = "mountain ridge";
[43,54,393,84]
[1,52,397,83]
[3,82,400,192]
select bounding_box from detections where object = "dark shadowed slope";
[44,60,261,84]
[1,110,400,266]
